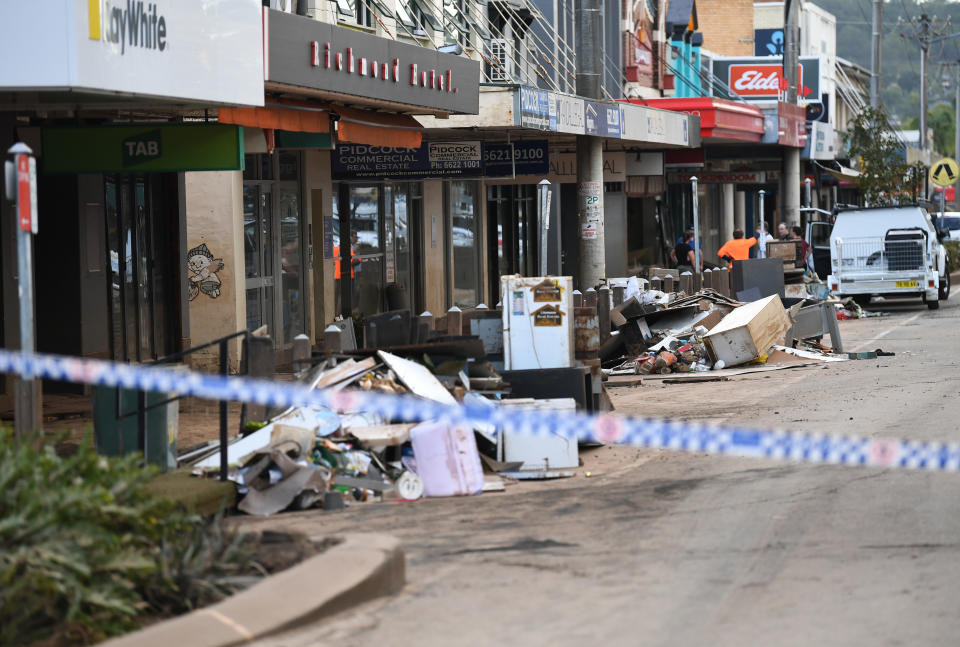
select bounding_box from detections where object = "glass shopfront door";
[244,184,275,337]
[243,152,306,348]
[333,181,424,318]
[104,174,178,362]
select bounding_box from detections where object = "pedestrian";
[674,230,698,273]
[670,227,695,267]
[777,222,791,241]
[755,222,775,258]
[790,225,811,268]
[716,229,757,269]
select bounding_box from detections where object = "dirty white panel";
[501,398,579,470]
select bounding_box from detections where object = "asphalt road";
[251,287,960,647]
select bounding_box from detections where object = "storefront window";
[448,180,482,307]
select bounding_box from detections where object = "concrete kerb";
[100,533,405,647]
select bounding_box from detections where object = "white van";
[824,206,950,309]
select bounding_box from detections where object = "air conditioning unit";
[488,38,514,82]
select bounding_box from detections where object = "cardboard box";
[704,295,792,366]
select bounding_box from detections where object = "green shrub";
[0,430,257,646]
[944,240,960,273]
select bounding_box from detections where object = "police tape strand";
[1,348,957,472]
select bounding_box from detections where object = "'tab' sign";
[122,129,162,167]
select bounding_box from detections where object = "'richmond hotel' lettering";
[310,41,457,93]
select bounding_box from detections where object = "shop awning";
[218,101,422,148]
[633,97,764,143]
[817,161,861,185]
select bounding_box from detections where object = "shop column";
[722,183,735,242]
[184,171,246,372]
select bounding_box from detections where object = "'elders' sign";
[729,64,801,98]
[713,57,821,102]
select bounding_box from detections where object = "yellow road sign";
[930,157,959,187]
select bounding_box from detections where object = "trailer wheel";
[927,298,941,310]
[939,271,950,301]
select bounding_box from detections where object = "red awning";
[626,98,764,143]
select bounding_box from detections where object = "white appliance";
[499,398,579,471]
[501,275,574,370]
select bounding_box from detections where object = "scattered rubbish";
[875,348,895,357]
[846,351,878,360]
[395,471,425,500]
[409,421,485,497]
[704,295,792,367]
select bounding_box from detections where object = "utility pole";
[899,14,951,152]
[575,0,604,289]
[870,0,882,107]
[782,0,801,227]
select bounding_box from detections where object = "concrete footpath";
[101,534,404,647]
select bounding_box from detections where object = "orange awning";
[219,100,422,149]
[219,106,329,134]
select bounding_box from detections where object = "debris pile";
[181,263,864,515]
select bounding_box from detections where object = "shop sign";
[267,10,480,115]
[556,95,586,134]
[518,88,556,131]
[549,152,626,183]
[778,101,807,148]
[712,56,821,102]
[668,172,768,184]
[41,124,244,174]
[585,102,623,137]
[0,1,264,106]
[333,141,483,179]
[621,103,694,146]
[484,141,550,177]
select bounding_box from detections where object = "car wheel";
[927,298,941,310]
[939,272,951,300]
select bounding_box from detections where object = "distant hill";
[813,0,960,125]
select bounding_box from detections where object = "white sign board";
[0,1,264,107]
[555,94,586,134]
[621,104,694,147]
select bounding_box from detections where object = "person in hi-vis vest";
[334,232,361,314]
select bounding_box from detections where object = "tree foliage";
[846,106,911,206]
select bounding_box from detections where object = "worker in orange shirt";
[716,229,757,269]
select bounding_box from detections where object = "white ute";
[826,206,950,310]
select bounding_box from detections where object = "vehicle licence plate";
[896,280,919,288]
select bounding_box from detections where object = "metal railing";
[112,330,255,481]
[836,238,927,274]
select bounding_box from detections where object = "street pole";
[758,190,766,239]
[955,64,959,208]
[870,0,882,107]
[575,0,604,290]
[805,177,812,209]
[783,0,801,227]
[921,36,928,152]
[691,176,701,274]
[538,179,552,276]
[4,143,40,436]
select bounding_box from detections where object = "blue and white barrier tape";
[1,349,957,472]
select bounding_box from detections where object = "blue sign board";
[754,28,784,56]
[332,140,550,179]
[585,102,623,137]
[518,88,554,131]
[484,141,550,177]
[333,141,484,179]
